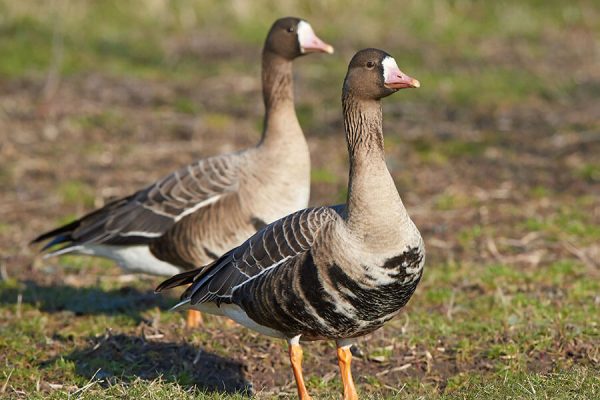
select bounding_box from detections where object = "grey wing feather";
[34,153,243,249]
[180,206,344,305]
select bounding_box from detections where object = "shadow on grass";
[0,280,176,321]
[43,333,251,395]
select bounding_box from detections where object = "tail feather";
[30,219,80,246]
[29,195,130,249]
[40,234,71,251]
[155,268,201,293]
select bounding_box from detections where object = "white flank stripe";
[119,231,163,238]
[230,256,292,293]
[171,298,191,311]
[174,194,222,222]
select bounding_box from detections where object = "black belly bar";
[234,247,424,340]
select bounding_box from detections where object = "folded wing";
[32,154,243,252]
[157,206,344,305]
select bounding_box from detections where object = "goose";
[30,17,334,328]
[156,48,423,400]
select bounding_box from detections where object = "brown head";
[343,48,419,100]
[263,17,334,60]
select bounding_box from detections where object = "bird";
[156,48,424,400]
[30,17,334,328]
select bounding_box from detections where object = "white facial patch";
[382,56,400,82]
[297,20,314,53]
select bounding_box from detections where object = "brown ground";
[1,22,599,397]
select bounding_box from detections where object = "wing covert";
[179,206,344,304]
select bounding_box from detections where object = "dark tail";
[30,219,80,249]
[155,268,201,293]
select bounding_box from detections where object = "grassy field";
[1,0,599,398]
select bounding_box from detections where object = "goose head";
[343,48,420,100]
[265,17,334,60]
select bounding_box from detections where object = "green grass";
[1,0,599,398]
[1,0,597,106]
[576,164,600,183]
[175,97,201,115]
[75,111,127,132]
[311,168,338,184]
[2,255,598,398]
[521,203,600,244]
[442,367,599,399]
[57,180,95,208]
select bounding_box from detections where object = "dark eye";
[287,26,295,33]
[366,61,375,69]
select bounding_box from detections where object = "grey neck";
[259,50,301,148]
[342,93,410,240]
[343,94,385,162]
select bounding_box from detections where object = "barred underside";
[234,246,424,340]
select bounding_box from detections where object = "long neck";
[259,50,302,148]
[343,94,411,240]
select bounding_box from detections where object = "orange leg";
[186,309,203,328]
[337,346,358,400]
[289,343,312,400]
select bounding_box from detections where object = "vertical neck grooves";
[260,50,298,146]
[342,93,385,162]
[262,51,294,114]
[342,92,408,236]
